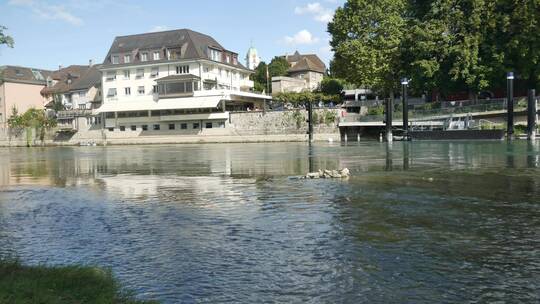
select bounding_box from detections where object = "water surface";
[0,142,539,303]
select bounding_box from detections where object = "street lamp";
[507,72,514,139]
[401,77,409,140]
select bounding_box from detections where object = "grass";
[0,259,158,304]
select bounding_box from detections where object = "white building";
[245,44,261,70]
[96,29,269,133]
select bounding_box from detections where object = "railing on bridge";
[340,98,528,124]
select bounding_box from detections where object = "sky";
[0,0,344,71]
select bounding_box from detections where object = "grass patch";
[0,259,158,304]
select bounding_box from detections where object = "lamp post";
[506,72,514,139]
[401,78,409,140]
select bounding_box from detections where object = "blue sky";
[0,0,343,71]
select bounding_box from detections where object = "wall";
[1,82,47,125]
[229,109,339,135]
[271,76,306,94]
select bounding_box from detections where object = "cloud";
[8,0,83,26]
[150,25,169,32]
[284,30,319,45]
[294,2,334,23]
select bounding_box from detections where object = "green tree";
[251,62,268,92]
[319,77,345,95]
[0,26,14,48]
[267,56,289,78]
[7,107,57,146]
[328,0,407,100]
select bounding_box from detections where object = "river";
[0,141,539,303]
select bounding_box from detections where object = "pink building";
[0,66,52,125]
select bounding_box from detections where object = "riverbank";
[0,259,157,303]
[0,133,341,147]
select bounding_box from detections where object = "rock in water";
[300,168,350,179]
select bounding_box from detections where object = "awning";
[94,96,222,113]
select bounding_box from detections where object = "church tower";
[245,42,261,70]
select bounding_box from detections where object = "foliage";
[328,0,540,98]
[251,57,290,93]
[7,107,57,145]
[273,92,341,106]
[0,26,14,48]
[51,94,65,112]
[0,259,156,303]
[367,105,385,116]
[288,110,305,129]
[319,77,345,96]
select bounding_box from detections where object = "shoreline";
[0,133,341,147]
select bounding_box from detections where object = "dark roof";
[0,65,53,85]
[101,28,250,71]
[282,51,326,74]
[41,64,102,95]
[156,74,201,82]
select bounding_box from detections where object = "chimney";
[89,59,93,66]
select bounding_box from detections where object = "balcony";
[156,74,200,99]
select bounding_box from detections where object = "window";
[108,127,114,132]
[123,70,130,79]
[105,112,115,118]
[218,121,225,128]
[203,66,210,73]
[150,67,159,78]
[226,70,230,77]
[226,55,230,63]
[78,91,85,97]
[136,68,144,79]
[176,65,189,74]
[209,48,222,61]
[153,51,160,60]
[141,53,148,62]
[193,122,200,129]
[131,125,137,131]
[153,85,158,94]
[107,88,117,97]
[153,124,160,130]
[180,123,187,130]
[124,87,131,95]
[233,56,238,65]
[205,122,213,128]
[138,86,145,95]
[111,55,119,64]
[120,126,126,131]
[168,124,175,130]
[218,68,222,76]
[142,125,148,131]
[106,71,116,81]
[124,55,131,63]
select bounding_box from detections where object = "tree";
[0,26,14,48]
[251,62,268,92]
[7,107,57,146]
[267,56,289,79]
[319,77,345,96]
[328,0,407,99]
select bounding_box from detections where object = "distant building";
[41,62,102,130]
[271,51,326,95]
[0,66,52,126]
[96,28,269,134]
[245,44,261,70]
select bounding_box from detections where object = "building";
[245,44,261,70]
[96,28,269,134]
[0,66,52,126]
[41,63,102,130]
[271,51,326,95]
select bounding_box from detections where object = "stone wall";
[229,109,339,136]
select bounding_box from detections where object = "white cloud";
[8,0,83,26]
[150,25,169,32]
[294,2,334,23]
[284,30,319,45]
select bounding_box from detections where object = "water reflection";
[0,142,539,303]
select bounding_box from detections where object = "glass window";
[131,125,136,131]
[106,71,116,81]
[138,86,145,95]
[205,122,213,128]
[107,88,117,97]
[176,65,190,74]
[142,125,148,131]
[153,85,158,93]
[153,124,160,130]
[153,51,160,60]
[120,126,126,131]
[209,48,222,61]
[141,53,148,62]
[193,122,200,129]
[78,91,85,97]
[108,127,114,132]
[136,69,144,78]
[168,124,175,130]
[124,55,131,63]
[123,70,130,79]
[218,121,225,128]
[124,87,131,95]
[180,123,187,129]
[111,55,119,64]
[150,67,159,77]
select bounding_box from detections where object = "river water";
[0,142,539,303]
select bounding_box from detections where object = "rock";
[306,172,320,179]
[300,168,350,180]
[339,168,350,177]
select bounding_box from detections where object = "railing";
[57,109,93,119]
